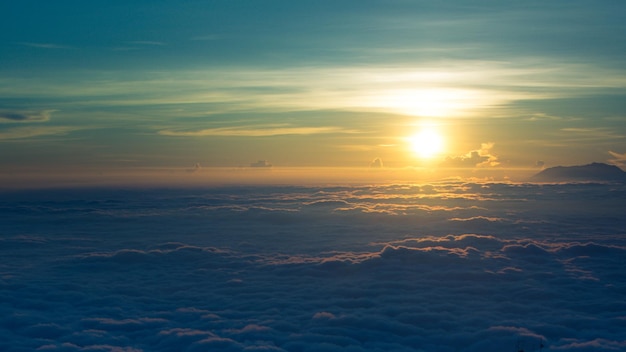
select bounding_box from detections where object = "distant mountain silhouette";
[532,162,626,182]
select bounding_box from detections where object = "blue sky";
[1,0,625,182]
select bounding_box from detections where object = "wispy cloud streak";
[0,110,51,123]
[158,126,356,137]
[0,126,77,140]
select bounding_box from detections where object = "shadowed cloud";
[1,182,624,351]
[0,110,51,123]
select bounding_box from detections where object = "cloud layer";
[1,181,625,351]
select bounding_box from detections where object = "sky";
[1,0,626,184]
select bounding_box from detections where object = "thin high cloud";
[6,1,625,71]
[0,110,51,123]
[608,151,626,167]
[112,41,167,51]
[158,126,355,137]
[19,42,70,49]
[126,41,166,46]
[560,127,624,142]
[0,126,77,140]
[3,60,620,115]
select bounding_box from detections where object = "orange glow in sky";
[1,1,625,187]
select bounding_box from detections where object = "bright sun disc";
[409,129,444,159]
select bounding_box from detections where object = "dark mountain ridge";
[532,162,626,182]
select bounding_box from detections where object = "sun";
[409,128,444,159]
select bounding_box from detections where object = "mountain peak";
[532,162,626,182]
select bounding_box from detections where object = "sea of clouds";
[1,181,625,351]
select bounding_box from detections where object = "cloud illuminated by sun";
[376,88,477,117]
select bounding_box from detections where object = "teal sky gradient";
[1,0,625,183]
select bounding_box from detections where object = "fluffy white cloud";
[442,143,500,168]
